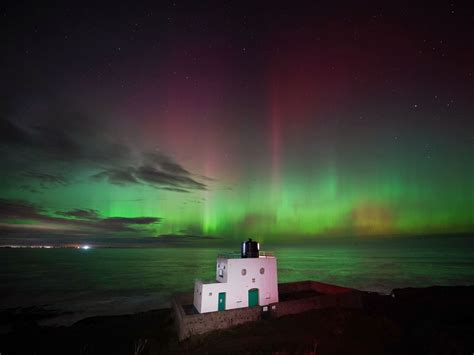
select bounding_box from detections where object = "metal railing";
[259,250,274,257]
[216,251,275,259]
[217,252,241,259]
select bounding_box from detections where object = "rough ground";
[1,286,473,354]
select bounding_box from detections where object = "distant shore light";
[81,245,91,250]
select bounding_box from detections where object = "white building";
[193,239,279,313]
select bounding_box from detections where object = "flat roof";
[217,251,275,259]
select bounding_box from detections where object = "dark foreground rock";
[0,285,473,354]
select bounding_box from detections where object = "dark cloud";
[177,224,205,235]
[0,115,32,146]
[156,234,217,244]
[0,199,43,220]
[103,217,161,225]
[29,106,131,164]
[18,185,41,194]
[1,105,209,193]
[98,217,161,232]
[91,168,139,186]
[56,209,100,220]
[0,109,130,165]
[22,171,68,188]
[0,107,134,197]
[144,151,191,176]
[91,151,207,192]
[136,165,206,191]
[162,187,191,193]
[0,199,162,238]
[0,231,218,248]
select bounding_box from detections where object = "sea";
[1,235,473,326]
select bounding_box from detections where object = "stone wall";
[172,294,261,340]
[273,281,363,317]
[171,293,190,340]
[181,306,261,340]
[309,281,357,295]
[278,280,356,295]
[270,293,363,318]
[278,280,314,294]
[173,281,364,340]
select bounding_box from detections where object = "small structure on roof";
[193,238,279,313]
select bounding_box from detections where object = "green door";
[248,288,259,307]
[218,292,226,311]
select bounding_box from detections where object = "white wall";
[215,257,228,283]
[227,258,278,309]
[194,257,279,313]
[193,280,203,313]
[199,282,229,313]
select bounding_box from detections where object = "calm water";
[1,236,473,325]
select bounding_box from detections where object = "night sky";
[1,1,473,245]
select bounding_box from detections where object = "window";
[260,267,265,274]
[241,268,247,276]
[209,292,212,296]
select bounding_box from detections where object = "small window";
[260,267,265,274]
[241,268,247,276]
[252,278,255,283]
[209,292,212,296]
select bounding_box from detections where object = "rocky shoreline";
[1,285,473,354]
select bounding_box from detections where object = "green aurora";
[0,145,471,242]
[1,2,473,245]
